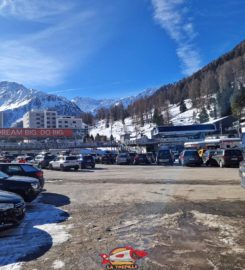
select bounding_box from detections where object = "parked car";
[179,150,203,166]
[14,156,34,164]
[157,149,174,165]
[146,152,156,164]
[49,155,80,171]
[133,154,150,165]
[128,152,137,164]
[0,155,16,163]
[101,154,115,164]
[239,160,245,189]
[202,149,218,166]
[78,155,96,169]
[91,154,101,164]
[34,154,56,169]
[0,190,25,228]
[0,163,45,188]
[116,153,131,165]
[212,149,244,168]
[0,171,41,202]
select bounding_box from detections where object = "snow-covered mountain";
[72,97,116,113]
[72,88,156,113]
[0,82,82,127]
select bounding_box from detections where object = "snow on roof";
[205,116,229,124]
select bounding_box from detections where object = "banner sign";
[0,128,73,138]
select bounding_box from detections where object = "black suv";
[157,149,174,165]
[179,150,203,166]
[78,155,96,169]
[101,154,115,164]
[133,154,150,165]
[0,190,25,229]
[0,171,41,202]
[0,163,44,188]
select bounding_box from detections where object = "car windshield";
[65,157,77,161]
[158,150,170,157]
[35,155,43,160]
[119,154,128,158]
[84,156,93,160]
[185,151,198,157]
[226,150,242,156]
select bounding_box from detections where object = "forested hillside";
[82,40,245,126]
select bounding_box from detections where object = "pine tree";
[153,108,164,125]
[198,107,209,123]
[231,84,245,119]
[179,100,187,113]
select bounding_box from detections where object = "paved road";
[1,165,245,270]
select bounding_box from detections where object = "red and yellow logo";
[100,246,148,269]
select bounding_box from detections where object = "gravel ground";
[1,165,245,270]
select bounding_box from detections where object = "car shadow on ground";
[0,192,70,267]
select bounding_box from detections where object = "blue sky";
[0,0,244,99]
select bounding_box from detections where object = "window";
[66,156,77,161]
[7,165,23,173]
[21,164,38,172]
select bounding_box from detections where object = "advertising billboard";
[0,128,73,138]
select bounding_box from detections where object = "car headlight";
[0,203,14,211]
[31,183,39,190]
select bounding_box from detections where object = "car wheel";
[74,166,79,171]
[60,165,65,171]
[219,161,224,168]
[24,194,38,202]
[48,164,53,170]
[206,161,210,167]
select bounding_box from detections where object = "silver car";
[116,153,130,165]
[49,155,80,171]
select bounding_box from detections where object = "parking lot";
[1,164,245,270]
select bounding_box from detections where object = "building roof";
[154,124,216,135]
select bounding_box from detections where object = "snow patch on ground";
[0,195,71,269]
[52,260,65,269]
[0,263,22,270]
[34,223,72,246]
[191,211,239,247]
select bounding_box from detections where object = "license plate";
[232,158,238,160]
[189,158,195,161]
[160,159,168,162]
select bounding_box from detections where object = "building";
[206,115,238,135]
[151,124,217,151]
[23,110,57,128]
[23,110,87,132]
[57,116,85,129]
